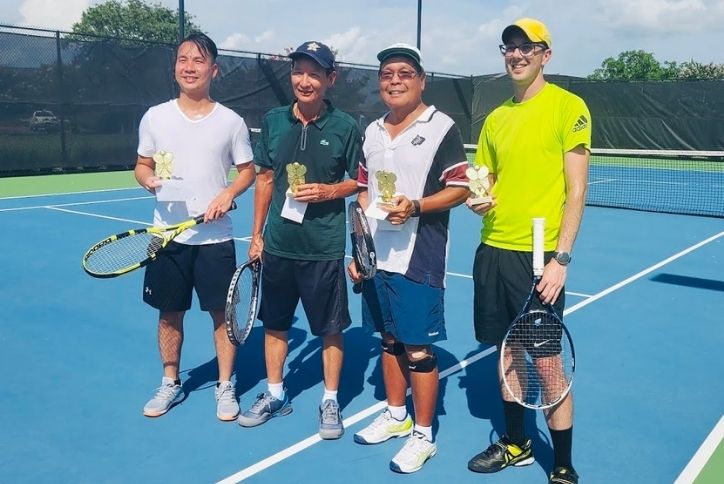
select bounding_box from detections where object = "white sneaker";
[353,410,413,445]
[143,377,183,417]
[389,431,437,473]
[215,381,240,421]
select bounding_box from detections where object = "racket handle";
[352,281,362,294]
[532,217,545,276]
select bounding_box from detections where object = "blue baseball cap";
[289,41,336,69]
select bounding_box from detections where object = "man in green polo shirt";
[237,41,361,440]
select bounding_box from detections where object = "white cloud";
[219,32,250,50]
[254,29,275,43]
[323,27,369,63]
[597,0,724,32]
[18,0,89,30]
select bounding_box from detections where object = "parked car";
[30,110,60,131]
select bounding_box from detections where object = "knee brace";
[381,340,405,356]
[406,348,438,373]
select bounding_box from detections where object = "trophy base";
[469,196,492,205]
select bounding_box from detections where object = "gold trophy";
[153,151,174,179]
[286,162,307,196]
[467,165,492,204]
[375,170,398,205]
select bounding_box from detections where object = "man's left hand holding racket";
[82,201,237,278]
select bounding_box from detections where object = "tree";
[589,50,724,81]
[71,0,201,43]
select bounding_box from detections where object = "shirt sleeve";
[474,117,496,174]
[344,123,362,180]
[137,110,155,158]
[232,118,254,166]
[253,115,273,170]
[357,154,368,188]
[561,95,592,153]
[434,124,469,187]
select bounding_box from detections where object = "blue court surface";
[0,183,722,483]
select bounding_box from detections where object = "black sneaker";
[549,466,579,484]
[467,436,534,473]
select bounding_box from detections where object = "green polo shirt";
[254,101,361,260]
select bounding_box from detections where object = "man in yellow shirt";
[467,18,590,484]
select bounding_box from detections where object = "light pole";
[178,0,185,42]
[416,0,422,49]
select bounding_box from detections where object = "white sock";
[322,388,338,404]
[387,405,407,421]
[414,424,433,442]
[268,382,284,400]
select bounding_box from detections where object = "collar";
[375,104,437,128]
[288,99,334,129]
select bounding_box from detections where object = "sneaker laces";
[217,383,235,403]
[250,392,275,412]
[367,410,393,431]
[481,440,506,458]
[153,382,179,401]
[321,401,340,424]
[403,431,431,453]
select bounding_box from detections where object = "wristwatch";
[554,251,572,266]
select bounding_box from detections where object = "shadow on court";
[285,326,379,409]
[458,345,555,477]
[651,273,724,292]
[362,340,459,437]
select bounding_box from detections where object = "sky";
[2,0,724,77]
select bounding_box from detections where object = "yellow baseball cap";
[502,18,552,48]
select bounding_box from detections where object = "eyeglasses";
[379,70,418,82]
[498,42,547,57]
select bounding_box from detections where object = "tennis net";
[464,146,724,218]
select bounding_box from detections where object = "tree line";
[71,0,724,81]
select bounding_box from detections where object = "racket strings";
[226,265,257,343]
[84,233,164,273]
[351,216,374,277]
[503,311,574,407]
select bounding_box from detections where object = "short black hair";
[178,31,218,62]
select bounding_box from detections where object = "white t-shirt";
[137,100,254,244]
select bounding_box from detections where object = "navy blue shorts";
[143,240,236,312]
[361,270,446,345]
[258,252,351,336]
[473,243,565,345]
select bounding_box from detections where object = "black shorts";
[473,243,565,345]
[143,240,236,312]
[258,252,351,336]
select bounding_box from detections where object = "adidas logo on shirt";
[572,115,588,132]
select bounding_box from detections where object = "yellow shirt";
[474,82,591,251]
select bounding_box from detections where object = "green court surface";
[0,171,137,198]
[695,438,724,484]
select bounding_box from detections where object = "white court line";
[0,186,142,201]
[0,195,154,212]
[674,415,724,484]
[588,178,617,185]
[46,206,252,243]
[217,230,724,483]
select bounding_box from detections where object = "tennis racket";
[499,217,575,410]
[82,202,237,278]
[348,201,377,294]
[225,259,261,346]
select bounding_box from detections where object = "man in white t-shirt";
[134,32,255,421]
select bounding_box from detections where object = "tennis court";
[0,158,722,483]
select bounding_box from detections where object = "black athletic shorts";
[143,240,236,312]
[258,251,351,336]
[473,243,565,345]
